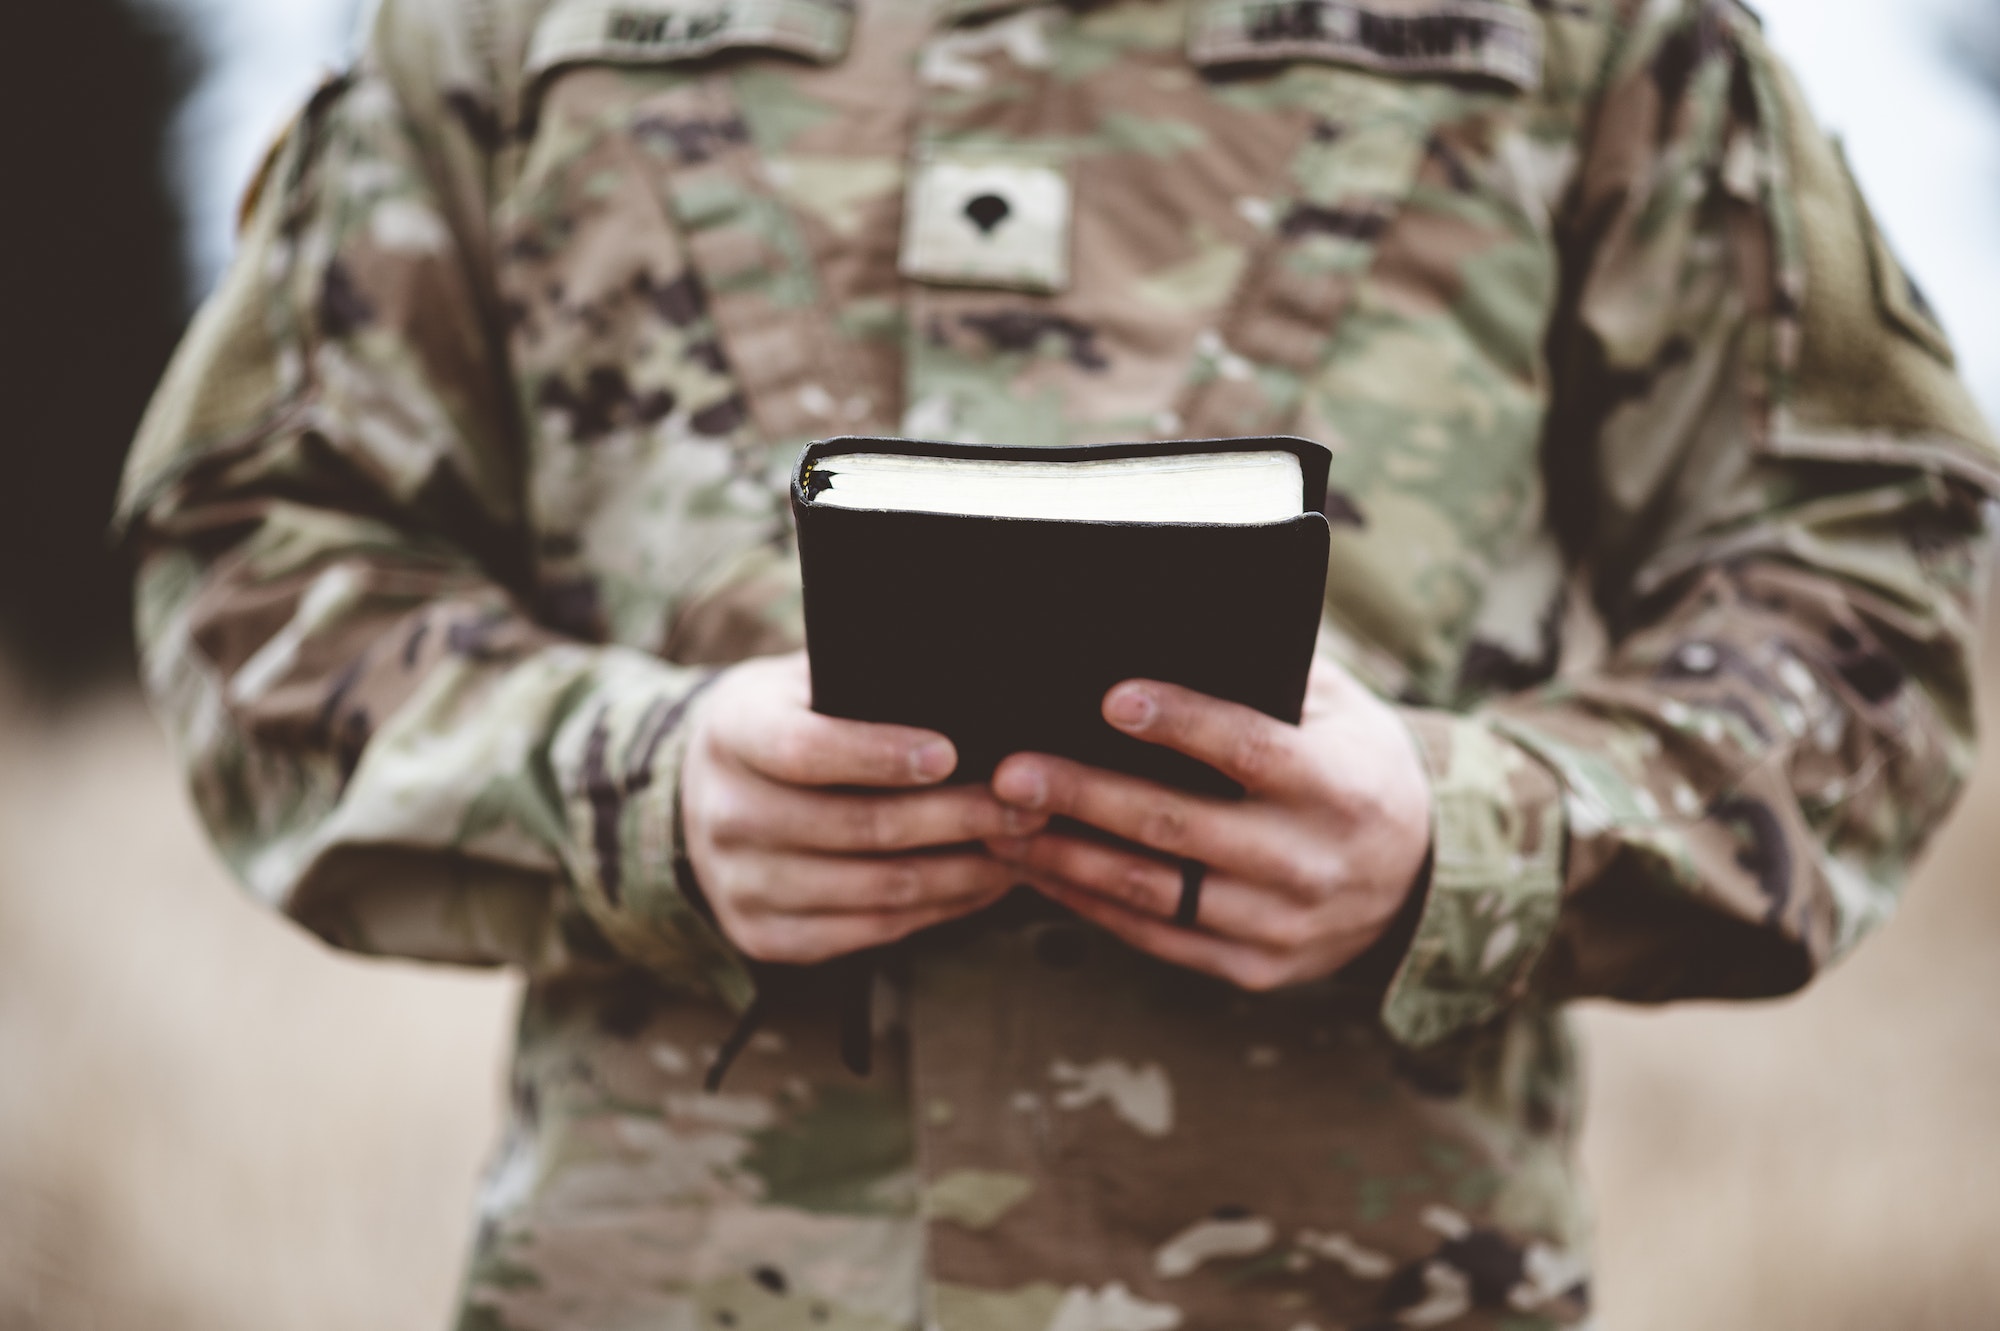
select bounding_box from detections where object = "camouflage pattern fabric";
[119,0,1998,1325]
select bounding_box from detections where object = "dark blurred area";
[1961,3,2000,97]
[0,1,194,696]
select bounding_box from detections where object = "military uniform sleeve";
[117,13,753,1007]
[1380,0,1999,1046]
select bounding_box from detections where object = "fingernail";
[1106,686,1156,731]
[911,740,955,782]
[997,766,1047,809]
[1001,806,1043,835]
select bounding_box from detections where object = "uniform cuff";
[1379,710,1567,1047]
[554,657,756,1010]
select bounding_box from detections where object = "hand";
[682,653,1044,965]
[986,653,1432,991]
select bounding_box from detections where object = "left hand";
[986,652,1433,991]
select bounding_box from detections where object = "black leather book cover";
[792,436,1332,798]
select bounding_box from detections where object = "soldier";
[119,0,1996,1326]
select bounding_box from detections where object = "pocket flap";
[527,0,855,81]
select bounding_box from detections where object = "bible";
[792,435,1333,798]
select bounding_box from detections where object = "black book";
[792,435,1333,799]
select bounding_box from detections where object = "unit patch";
[1188,0,1542,93]
[900,153,1072,293]
[1855,171,1955,365]
[526,0,856,80]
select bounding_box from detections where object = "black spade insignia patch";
[963,193,1012,235]
[901,157,1071,292]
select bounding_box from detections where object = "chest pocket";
[1178,0,1559,699]
[501,0,862,651]
[524,0,865,446]
[1171,0,1542,443]
[1169,79,1436,440]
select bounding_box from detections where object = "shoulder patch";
[526,0,854,80]
[1848,159,1954,367]
[1749,43,1998,468]
[1188,0,1542,92]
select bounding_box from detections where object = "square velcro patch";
[900,151,1072,294]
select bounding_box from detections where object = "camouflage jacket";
[120,0,1998,1326]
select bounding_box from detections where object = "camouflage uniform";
[119,0,1997,1325]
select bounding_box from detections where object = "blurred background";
[1,1,1997,1327]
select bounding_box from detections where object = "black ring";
[1175,859,1206,929]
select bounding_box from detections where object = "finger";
[719,849,1022,917]
[730,888,1014,966]
[989,833,1300,950]
[732,702,959,789]
[1021,873,1303,993]
[706,780,1046,854]
[1102,680,1307,794]
[991,755,1313,890]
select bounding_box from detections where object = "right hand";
[681,652,1043,964]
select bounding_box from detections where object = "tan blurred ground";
[1,646,1996,1331]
